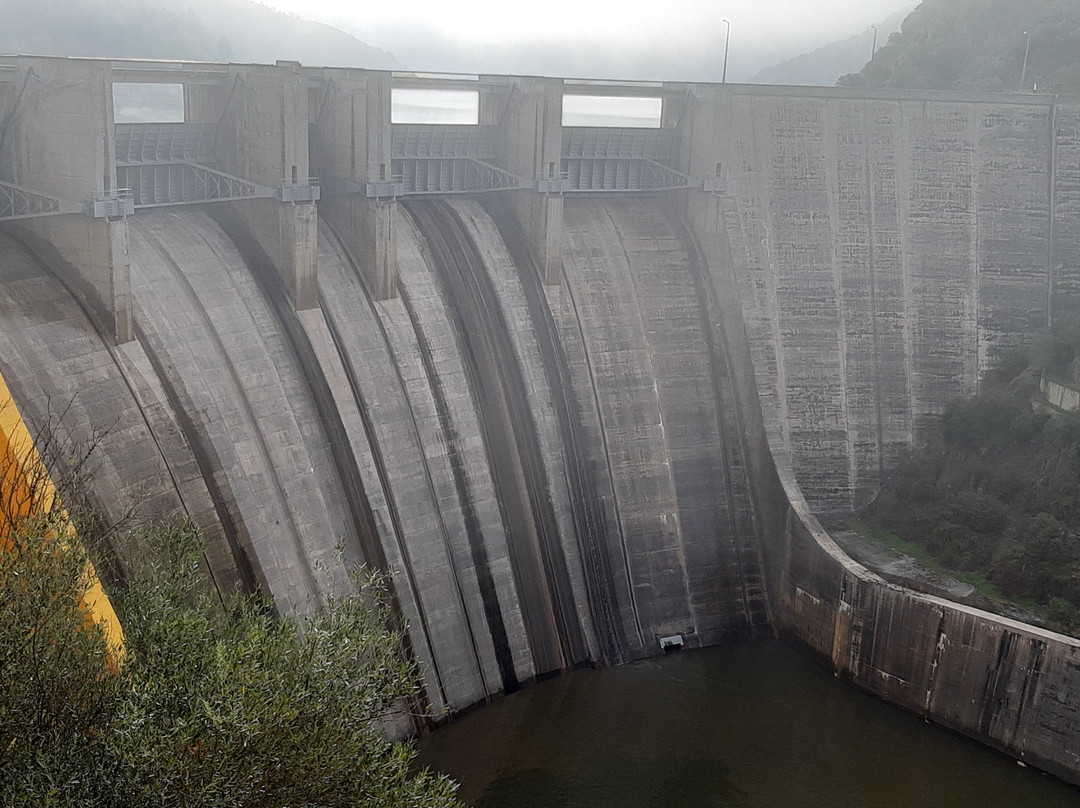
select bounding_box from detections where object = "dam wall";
[1,56,1080,779]
[0,196,770,709]
[694,205,1080,782]
[688,86,1074,513]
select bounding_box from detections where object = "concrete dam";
[2,56,1080,782]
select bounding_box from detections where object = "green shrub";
[0,519,462,808]
[859,327,1080,632]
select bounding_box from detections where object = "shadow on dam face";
[2,57,1080,785]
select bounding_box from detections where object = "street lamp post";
[722,18,731,84]
[1020,30,1031,91]
[870,25,878,62]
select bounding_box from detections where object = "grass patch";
[951,571,1008,603]
[847,521,1010,604]
[850,522,934,563]
[850,521,1069,630]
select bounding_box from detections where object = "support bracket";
[276,180,321,204]
[86,189,135,219]
[0,180,83,221]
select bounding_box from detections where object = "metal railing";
[114,122,318,208]
[0,181,83,221]
[115,122,216,166]
[391,124,498,159]
[116,163,277,208]
[559,127,695,192]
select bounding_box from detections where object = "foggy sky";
[256,0,919,81]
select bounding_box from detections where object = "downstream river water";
[418,640,1078,807]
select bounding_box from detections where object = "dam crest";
[2,55,1080,782]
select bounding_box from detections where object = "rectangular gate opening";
[112,83,185,123]
[391,89,480,125]
[561,95,662,128]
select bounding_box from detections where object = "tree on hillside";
[839,0,1080,94]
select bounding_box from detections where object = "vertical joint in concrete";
[364,198,398,300]
[360,72,398,300]
[105,217,133,343]
[281,200,319,311]
[535,194,565,286]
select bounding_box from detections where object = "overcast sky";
[256,0,918,81]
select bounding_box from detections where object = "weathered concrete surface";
[0,58,131,342]
[0,194,774,707]
[554,197,769,652]
[0,229,234,582]
[699,89,1064,515]
[1052,103,1080,317]
[315,223,483,710]
[763,471,1080,786]
[317,207,534,708]
[313,70,399,299]
[126,209,356,612]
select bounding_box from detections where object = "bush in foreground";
[0,516,461,808]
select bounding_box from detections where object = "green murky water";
[418,640,1078,807]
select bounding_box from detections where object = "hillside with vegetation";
[858,325,1080,633]
[0,0,398,69]
[839,0,1080,93]
[749,6,914,87]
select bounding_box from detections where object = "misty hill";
[0,0,398,69]
[749,6,913,86]
[839,0,1080,93]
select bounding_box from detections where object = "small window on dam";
[112,83,185,123]
[391,89,480,125]
[561,95,662,128]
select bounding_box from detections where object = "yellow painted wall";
[0,370,124,658]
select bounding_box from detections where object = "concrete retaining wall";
[761,457,1080,786]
